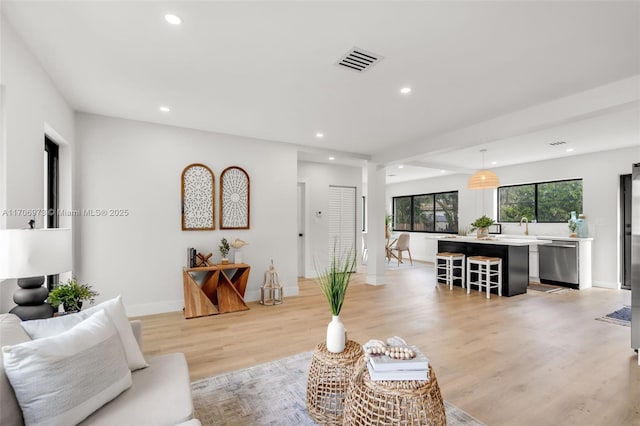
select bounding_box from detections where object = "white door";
[297,183,305,277]
[328,185,357,271]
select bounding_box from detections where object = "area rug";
[191,351,486,426]
[596,306,631,327]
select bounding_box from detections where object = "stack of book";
[366,346,430,381]
[186,248,196,267]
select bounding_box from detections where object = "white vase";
[234,250,243,264]
[326,315,346,353]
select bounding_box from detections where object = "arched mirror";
[220,166,250,229]
[181,163,215,230]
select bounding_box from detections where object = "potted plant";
[47,278,99,312]
[219,237,230,264]
[385,214,393,239]
[470,215,495,239]
[315,246,355,353]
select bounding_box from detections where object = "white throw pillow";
[3,310,132,426]
[20,295,148,371]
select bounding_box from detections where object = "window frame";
[497,178,583,223]
[392,190,459,234]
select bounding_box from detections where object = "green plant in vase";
[385,214,393,239]
[219,237,230,264]
[470,215,495,239]
[315,245,355,353]
[47,278,99,312]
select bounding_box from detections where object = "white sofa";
[0,313,201,426]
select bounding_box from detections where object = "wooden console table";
[182,263,250,319]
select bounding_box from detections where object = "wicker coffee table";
[306,340,363,425]
[343,358,446,426]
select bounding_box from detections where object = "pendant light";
[468,149,500,190]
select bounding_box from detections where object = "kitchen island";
[437,236,550,296]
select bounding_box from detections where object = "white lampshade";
[467,170,500,189]
[0,228,72,278]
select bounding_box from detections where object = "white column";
[365,162,386,285]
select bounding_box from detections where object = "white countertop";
[438,236,552,246]
[534,235,594,242]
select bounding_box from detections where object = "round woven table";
[306,340,363,425]
[343,358,446,426]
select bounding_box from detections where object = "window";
[498,179,583,223]
[392,191,458,233]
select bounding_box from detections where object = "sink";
[495,234,538,240]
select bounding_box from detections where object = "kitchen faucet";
[519,217,529,236]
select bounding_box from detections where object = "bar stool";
[435,252,465,290]
[466,256,502,299]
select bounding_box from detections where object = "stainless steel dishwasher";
[539,240,579,288]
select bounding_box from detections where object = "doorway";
[328,185,357,271]
[297,182,305,278]
[44,136,59,290]
[621,173,631,290]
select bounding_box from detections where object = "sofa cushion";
[0,313,29,426]
[80,352,195,426]
[21,296,148,371]
[3,310,132,426]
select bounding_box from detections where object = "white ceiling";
[2,1,639,182]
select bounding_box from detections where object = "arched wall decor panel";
[181,163,215,230]
[220,166,250,229]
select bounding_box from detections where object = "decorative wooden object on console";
[195,252,213,267]
[182,263,251,318]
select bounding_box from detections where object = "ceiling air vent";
[549,141,567,146]
[336,47,383,73]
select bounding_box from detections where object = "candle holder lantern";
[260,260,283,306]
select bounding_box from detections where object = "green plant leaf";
[314,244,355,316]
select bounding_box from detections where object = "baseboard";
[126,299,183,317]
[592,280,619,290]
[244,285,299,302]
[126,285,301,317]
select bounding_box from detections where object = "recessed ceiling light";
[491,161,497,165]
[328,156,335,161]
[316,133,324,138]
[566,148,575,152]
[159,105,171,112]
[164,14,182,25]
[440,170,446,173]
[400,87,412,94]
[398,165,404,169]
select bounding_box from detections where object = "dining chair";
[389,233,412,266]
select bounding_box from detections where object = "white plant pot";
[326,315,346,353]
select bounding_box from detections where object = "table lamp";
[0,228,72,320]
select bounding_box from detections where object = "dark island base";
[437,240,530,297]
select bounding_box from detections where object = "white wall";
[387,146,640,288]
[0,16,75,312]
[75,113,299,316]
[297,161,362,278]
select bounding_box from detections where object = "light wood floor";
[138,262,640,426]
